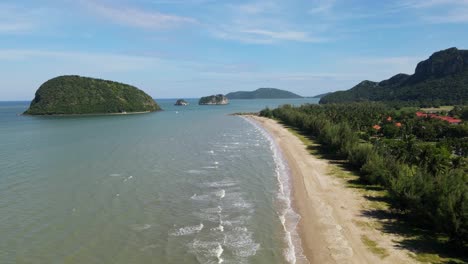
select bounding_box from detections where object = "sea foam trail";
[170,223,204,236]
[242,116,309,264]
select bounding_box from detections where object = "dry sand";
[247,116,416,264]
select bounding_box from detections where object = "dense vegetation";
[320,48,468,106]
[24,75,161,115]
[226,88,303,99]
[260,103,468,245]
[199,94,229,105]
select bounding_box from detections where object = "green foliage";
[226,88,303,99]
[24,75,160,115]
[320,48,468,106]
[260,102,467,244]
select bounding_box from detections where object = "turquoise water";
[0,98,318,264]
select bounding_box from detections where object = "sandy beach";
[247,116,415,264]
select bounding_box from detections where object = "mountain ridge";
[320,47,468,105]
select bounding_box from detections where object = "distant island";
[175,99,189,106]
[199,94,229,105]
[320,47,468,105]
[226,88,303,99]
[24,75,161,115]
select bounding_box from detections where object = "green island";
[320,47,468,106]
[226,88,303,99]
[259,102,467,262]
[199,94,229,105]
[24,75,161,115]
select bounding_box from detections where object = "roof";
[415,112,462,124]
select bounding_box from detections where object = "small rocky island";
[24,75,161,115]
[175,99,189,106]
[199,94,229,105]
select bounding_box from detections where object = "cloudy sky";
[1,0,467,100]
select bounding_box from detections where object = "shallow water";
[0,98,317,263]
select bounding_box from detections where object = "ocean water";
[0,98,318,264]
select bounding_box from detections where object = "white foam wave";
[187,169,205,174]
[109,173,121,177]
[189,240,225,264]
[205,180,237,188]
[215,189,225,199]
[201,206,222,214]
[191,194,210,201]
[123,175,134,182]
[242,116,308,264]
[130,224,151,231]
[170,223,204,236]
[202,166,218,169]
[210,225,224,232]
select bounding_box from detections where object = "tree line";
[260,103,467,245]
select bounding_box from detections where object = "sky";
[1,0,467,100]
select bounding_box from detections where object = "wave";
[242,117,308,264]
[130,224,151,232]
[215,189,225,199]
[170,223,204,236]
[186,169,205,175]
[189,240,224,264]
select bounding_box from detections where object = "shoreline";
[22,110,156,117]
[245,115,415,264]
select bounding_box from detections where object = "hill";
[24,75,161,115]
[312,92,331,98]
[199,94,229,105]
[226,88,303,99]
[320,47,468,105]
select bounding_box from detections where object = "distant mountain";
[226,88,303,99]
[24,75,161,115]
[320,47,468,105]
[312,92,331,98]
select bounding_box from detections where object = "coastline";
[22,110,155,117]
[245,115,415,264]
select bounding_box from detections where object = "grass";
[278,120,468,264]
[361,235,389,259]
[420,105,454,113]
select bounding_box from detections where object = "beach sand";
[247,116,415,264]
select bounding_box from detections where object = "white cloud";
[210,1,328,44]
[0,4,45,34]
[309,0,335,14]
[82,0,197,30]
[395,0,468,24]
[239,29,326,42]
[235,1,278,14]
[0,49,161,72]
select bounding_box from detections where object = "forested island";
[320,47,468,106]
[199,94,229,105]
[260,103,467,250]
[226,88,303,99]
[24,75,161,115]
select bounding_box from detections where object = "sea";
[0,98,318,264]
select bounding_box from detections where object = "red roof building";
[415,112,462,124]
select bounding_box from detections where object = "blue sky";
[1,0,467,100]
